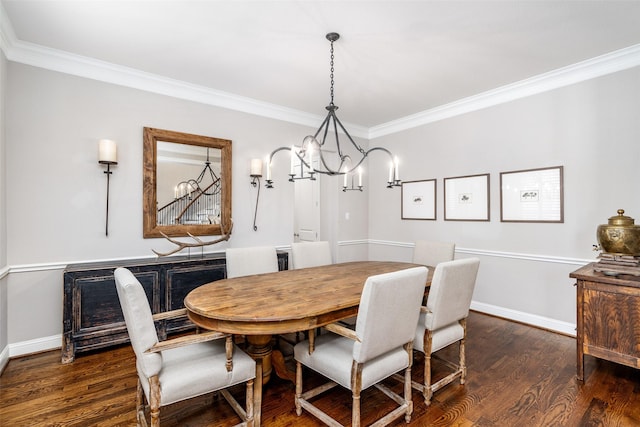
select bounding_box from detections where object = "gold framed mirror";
[143,127,232,238]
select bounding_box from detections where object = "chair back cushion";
[226,246,279,278]
[114,267,162,378]
[425,258,480,331]
[291,241,332,269]
[353,266,428,364]
[412,240,455,266]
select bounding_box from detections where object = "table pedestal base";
[246,335,273,384]
[245,334,297,385]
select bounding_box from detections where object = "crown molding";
[7,39,365,133]
[369,43,640,139]
[0,2,15,55]
[7,41,370,139]
[0,5,369,139]
[1,4,638,140]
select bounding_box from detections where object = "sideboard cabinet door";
[571,263,640,381]
[163,261,226,333]
[582,281,640,365]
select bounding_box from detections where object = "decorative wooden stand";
[592,253,640,277]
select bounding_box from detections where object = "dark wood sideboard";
[570,263,640,381]
[62,251,288,363]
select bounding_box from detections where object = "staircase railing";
[157,180,221,225]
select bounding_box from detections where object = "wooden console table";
[62,251,288,363]
[571,263,640,381]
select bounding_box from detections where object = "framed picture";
[444,173,490,221]
[500,166,564,223]
[401,179,436,220]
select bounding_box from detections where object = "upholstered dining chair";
[291,241,332,269]
[114,267,258,427]
[226,246,279,278]
[413,257,480,406]
[294,266,428,427]
[412,240,456,267]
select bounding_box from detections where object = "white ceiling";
[3,1,640,129]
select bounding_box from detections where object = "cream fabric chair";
[114,267,258,427]
[414,257,480,406]
[291,241,332,269]
[226,246,279,278]
[289,241,333,342]
[412,240,456,267]
[294,266,428,427]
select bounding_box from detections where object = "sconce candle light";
[98,139,117,236]
[250,158,263,231]
[250,158,263,179]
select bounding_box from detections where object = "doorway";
[293,163,320,242]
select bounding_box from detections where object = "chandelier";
[264,32,401,191]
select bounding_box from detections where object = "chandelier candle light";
[264,32,401,191]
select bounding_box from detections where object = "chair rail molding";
[4,241,584,360]
[0,265,9,280]
[360,239,593,266]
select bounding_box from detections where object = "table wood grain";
[185,261,431,335]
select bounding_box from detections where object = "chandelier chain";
[329,39,335,106]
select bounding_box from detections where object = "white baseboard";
[8,334,61,359]
[0,305,575,368]
[0,345,9,374]
[471,301,576,337]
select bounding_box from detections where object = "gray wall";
[4,63,368,349]
[2,54,639,360]
[367,66,640,331]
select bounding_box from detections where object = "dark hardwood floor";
[1,311,639,426]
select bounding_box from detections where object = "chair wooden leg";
[352,390,361,427]
[295,361,303,416]
[352,363,363,427]
[423,330,434,406]
[460,318,467,385]
[424,354,433,405]
[149,375,161,427]
[255,360,263,427]
[245,378,255,427]
[404,343,414,423]
[136,378,147,427]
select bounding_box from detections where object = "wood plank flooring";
[1,311,639,426]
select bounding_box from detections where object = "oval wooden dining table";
[184,260,432,426]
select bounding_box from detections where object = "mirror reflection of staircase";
[157,180,221,225]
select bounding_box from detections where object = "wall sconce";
[98,139,117,236]
[250,158,263,231]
